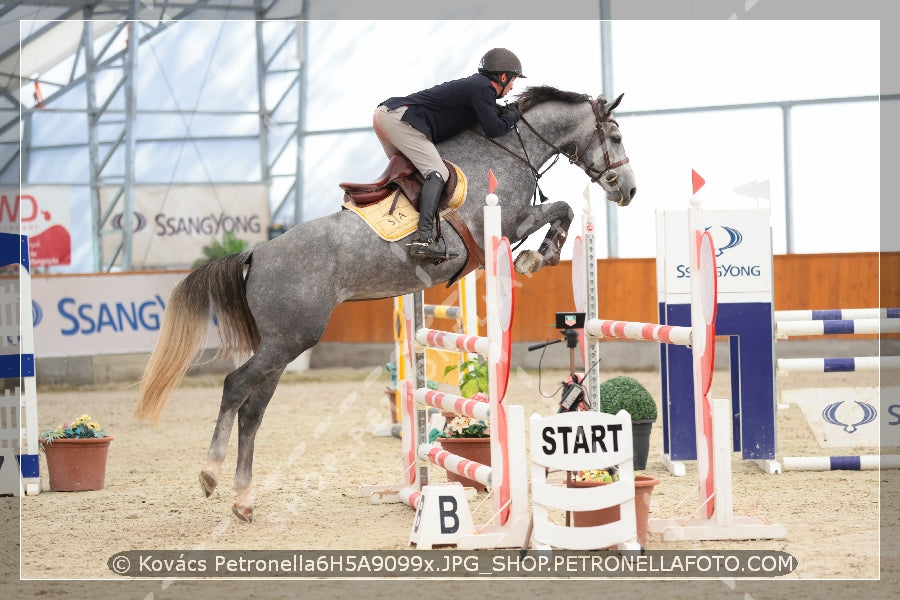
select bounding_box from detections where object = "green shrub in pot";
[599,376,657,470]
[598,376,657,421]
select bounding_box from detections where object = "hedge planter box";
[41,437,113,491]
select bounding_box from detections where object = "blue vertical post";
[663,302,776,461]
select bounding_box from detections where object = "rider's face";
[498,75,516,98]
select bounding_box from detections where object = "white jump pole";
[777,355,900,375]
[774,308,900,321]
[775,318,900,339]
[782,455,900,471]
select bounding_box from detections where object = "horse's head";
[588,93,637,207]
[514,87,637,207]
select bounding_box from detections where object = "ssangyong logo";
[708,225,743,257]
[822,400,877,434]
[110,212,148,232]
[675,224,762,279]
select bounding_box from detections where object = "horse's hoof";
[199,470,218,498]
[514,250,543,274]
[232,504,253,523]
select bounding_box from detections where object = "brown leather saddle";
[339,155,484,286]
[340,154,459,213]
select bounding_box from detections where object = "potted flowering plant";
[39,414,113,491]
[441,409,489,439]
[436,394,491,491]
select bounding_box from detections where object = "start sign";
[529,410,634,472]
[539,422,623,455]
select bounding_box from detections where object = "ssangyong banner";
[0,186,72,267]
[99,184,269,267]
[29,271,220,358]
[656,208,773,302]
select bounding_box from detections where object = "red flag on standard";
[488,169,498,194]
[692,169,706,195]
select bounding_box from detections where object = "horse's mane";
[514,86,590,113]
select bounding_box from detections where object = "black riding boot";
[408,171,458,260]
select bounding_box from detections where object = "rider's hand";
[501,105,521,126]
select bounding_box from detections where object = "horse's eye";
[611,135,622,144]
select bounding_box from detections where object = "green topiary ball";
[598,376,658,421]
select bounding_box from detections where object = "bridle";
[522,98,628,186]
[477,97,630,205]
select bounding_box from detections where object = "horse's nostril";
[630,187,637,199]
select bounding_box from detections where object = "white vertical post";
[582,186,601,409]
[711,398,734,528]
[411,293,429,490]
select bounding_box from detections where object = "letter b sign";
[439,495,459,533]
[408,485,476,548]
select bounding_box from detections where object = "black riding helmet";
[478,48,526,86]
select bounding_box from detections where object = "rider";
[373,48,525,260]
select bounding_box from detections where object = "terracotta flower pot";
[569,474,660,547]
[40,437,113,491]
[437,436,491,492]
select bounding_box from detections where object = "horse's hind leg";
[200,361,256,498]
[512,201,574,274]
[230,370,284,522]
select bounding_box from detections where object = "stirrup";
[408,237,459,262]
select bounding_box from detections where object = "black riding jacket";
[380,73,518,143]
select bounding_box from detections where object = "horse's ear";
[605,93,624,115]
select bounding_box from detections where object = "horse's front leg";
[512,201,574,275]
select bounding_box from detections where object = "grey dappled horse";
[135,86,637,521]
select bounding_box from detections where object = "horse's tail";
[135,250,259,424]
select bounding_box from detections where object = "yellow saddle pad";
[343,164,467,242]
